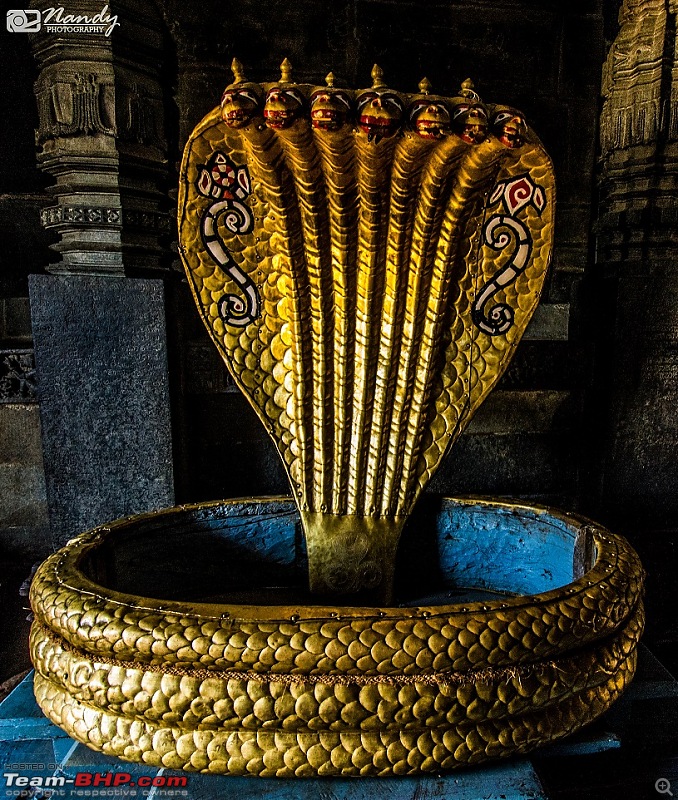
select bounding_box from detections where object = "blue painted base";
[6,646,677,800]
[98,497,585,606]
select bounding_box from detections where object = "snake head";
[356,90,404,142]
[310,87,352,132]
[220,85,262,129]
[409,99,452,140]
[450,100,489,145]
[264,86,306,130]
[491,106,527,149]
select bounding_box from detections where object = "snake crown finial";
[418,77,432,95]
[371,64,386,89]
[280,57,294,84]
[459,77,481,101]
[231,58,246,84]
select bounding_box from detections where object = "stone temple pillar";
[28,1,175,547]
[595,0,678,529]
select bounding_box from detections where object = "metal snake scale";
[29,61,645,776]
[29,497,644,776]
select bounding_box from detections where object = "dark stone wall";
[0,26,52,684]
[30,275,175,547]
[582,0,678,674]
[0,26,52,297]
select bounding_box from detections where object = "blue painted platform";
[1,646,677,799]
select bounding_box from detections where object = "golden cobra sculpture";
[29,60,644,777]
[179,61,555,602]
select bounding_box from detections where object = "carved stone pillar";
[596,0,678,527]
[28,2,176,546]
[32,0,170,274]
[33,34,120,273]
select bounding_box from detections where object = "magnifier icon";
[656,778,674,796]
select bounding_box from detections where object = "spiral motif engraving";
[472,215,531,335]
[196,152,260,326]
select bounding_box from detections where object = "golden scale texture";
[176,65,555,599]
[29,503,643,675]
[30,63,645,776]
[34,666,635,777]
[29,607,643,734]
[30,497,645,775]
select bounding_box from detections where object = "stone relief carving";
[36,73,115,142]
[600,0,674,152]
[40,205,170,233]
[41,206,121,227]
